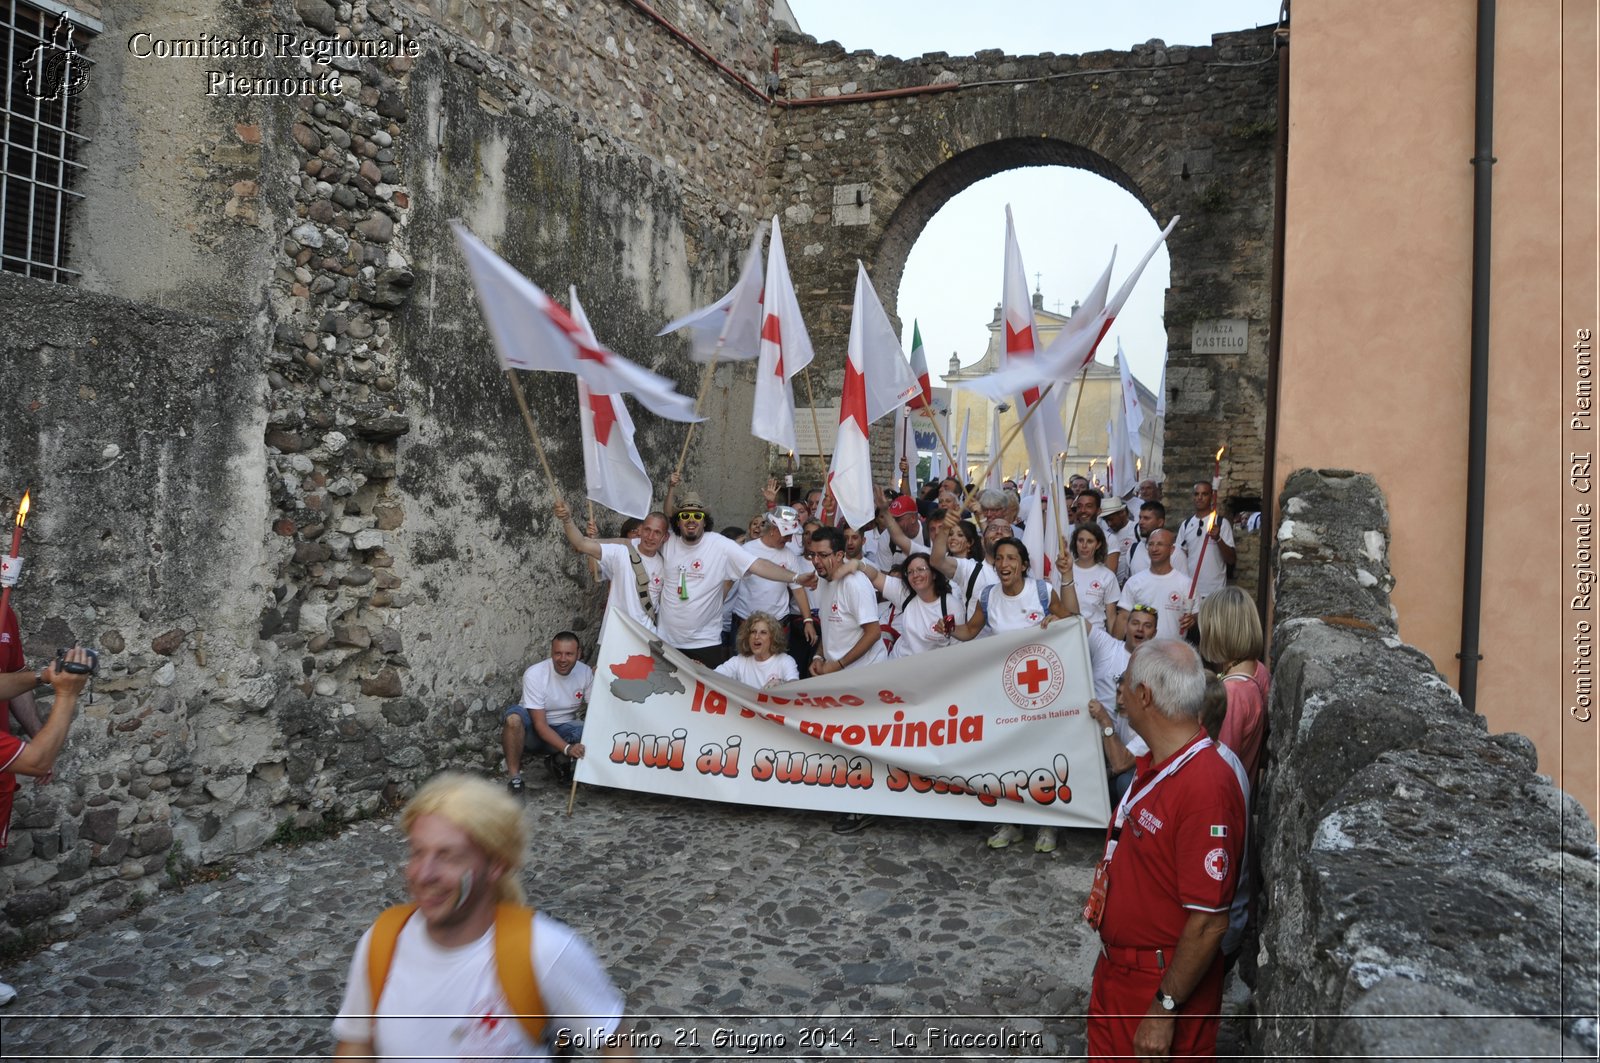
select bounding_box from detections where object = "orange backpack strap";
[365,903,418,1013]
[494,903,546,1046]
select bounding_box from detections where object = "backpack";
[366,902,546,1046]
[978,579,1051,626]
[625,544,656,621]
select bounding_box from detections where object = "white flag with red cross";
[999,205,1068,477]
[451,222,700,423]
[752,215,816,454]
[657,223,768,363]
[571,288,652,519]
[956,216,1179,401]
[828,262,922,529]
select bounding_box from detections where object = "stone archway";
[767,27,1278,583]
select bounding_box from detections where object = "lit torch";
[1187,508,1217,601]
[1213,445,1226,492]
[1,489,30,619]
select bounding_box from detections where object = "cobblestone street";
[0,778,1249,1060]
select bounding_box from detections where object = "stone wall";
[0,0,779,942]
[1256,469,1597,1056]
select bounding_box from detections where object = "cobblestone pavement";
[0,777,1252,1061]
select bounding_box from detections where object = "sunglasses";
[1130,604,1158,615]
[677,511,706,521]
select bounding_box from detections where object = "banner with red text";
[576,612,1112,828]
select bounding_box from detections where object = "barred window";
[3,0,96,284]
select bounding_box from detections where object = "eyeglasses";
[808,550,835,560]
[677,511,706,521]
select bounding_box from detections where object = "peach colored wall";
[1277,0,1595,819]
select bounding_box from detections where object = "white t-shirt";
[658,534,761,649]
[1106,521,1138,580]
[520,659,594,728]
[1069,562,1121,632]
[882,575,957,659]
[949,556,999,623]
[815,572,887,668]
[1176,512,1235,599]
[980,580,1052,635]
[1117,568,1193,640]
[715,652,799,688]
[728,539,810,620]
[1086,625,1132,706]
[332,912,625,1059]
[597,543,663,632]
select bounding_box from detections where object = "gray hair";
[978,488,1007,510]
[1125,638,1206,721]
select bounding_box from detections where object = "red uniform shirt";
[0,604,25,848]
[1098,732,1246,949]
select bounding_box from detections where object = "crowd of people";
[493,466,1269,1057]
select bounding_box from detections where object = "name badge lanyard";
[1102,735,1213,866]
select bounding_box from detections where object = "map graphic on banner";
[578,613,1112,829]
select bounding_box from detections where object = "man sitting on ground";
[502,631,593,793]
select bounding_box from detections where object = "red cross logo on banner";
[1017,657,1050,695]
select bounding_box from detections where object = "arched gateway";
[767,27,1278,585]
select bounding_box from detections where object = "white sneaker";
[987,824,1024,849]
[1035,826,1058,854]
[0,980,16,1006]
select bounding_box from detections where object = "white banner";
[576,612,1112,829]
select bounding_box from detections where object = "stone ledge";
[1257,469,1598,1056]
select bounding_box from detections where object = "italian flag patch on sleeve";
[1210,825,1229,837]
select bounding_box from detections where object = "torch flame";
[14,490,29,528]
[1215,445,1226,463]
[1205,510,1218,534]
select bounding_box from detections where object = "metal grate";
[1,0,93,284]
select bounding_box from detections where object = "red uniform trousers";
[1087,948,1224,1061]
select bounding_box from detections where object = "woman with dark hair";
[948,537,1078,854]
[1068,521,1121,634]
[930,513,996,626]
[852,553,958,659]
[714,612,799,688]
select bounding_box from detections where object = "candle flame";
[1215,445,1226,462]
[14,490,29,528]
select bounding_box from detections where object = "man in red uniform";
[1085,638,1246,1060]
[0,630,93,1006]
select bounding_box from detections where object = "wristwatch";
[1155,990,1178,1012]
[1102,725,1115,738]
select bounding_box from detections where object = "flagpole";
[584,499,600,581]
[566,776,579,816]
[801,367,828,482]
[1144,413,1162,479]
[923,410,961,489]
[973,381,1057,490]
[674,353,722,480]
[1054,451,1069,572]
[504,370,562,499]
[1061,364,1093,468]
